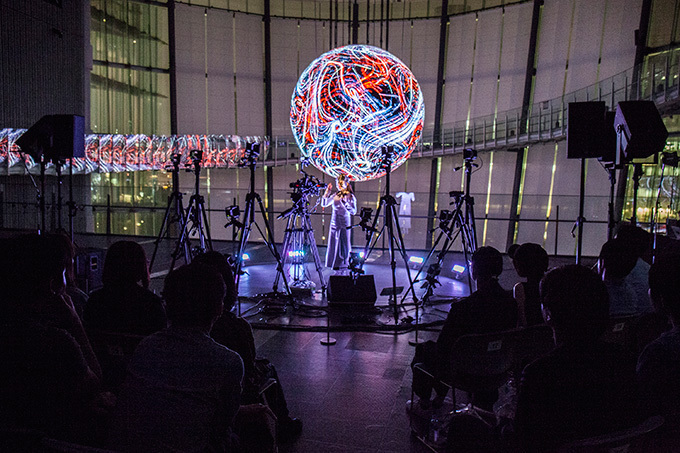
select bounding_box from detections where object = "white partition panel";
[271,18,300,136]
[564,0,605,94]
[516,142,558,245]
[176,4,208,134]
[443,13,477,125]
[497,2,533,112]
[546,142,583,255]
[387,20,411,67]
[599,0,641,80]
[206,9,235,135]
[482,150,519,250]
[533,0,574,102]
[233,13,265,135]
[298,20,330,76]
[583,156,613,255]
[470,10,502,119]
[410,19,440,129]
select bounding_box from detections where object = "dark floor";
[67,233,589,452]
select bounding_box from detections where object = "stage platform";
[67,233,591,334]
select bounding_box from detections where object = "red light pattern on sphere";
[290,45,424,182]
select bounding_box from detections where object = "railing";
[264,56,680,166]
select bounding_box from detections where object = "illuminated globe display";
[290,45,424,182]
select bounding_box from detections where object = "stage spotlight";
[348,252,365,276]
[409,256,424,264]
[452,263,467,280]
[241,253,250,261]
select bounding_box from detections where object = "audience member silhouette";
[637,253,680,420]
[510,242,549,327]
[48,231,90,320]
[615,224,654,316]
[514,265,639,451]
[598,238,653,316]
[411,246,517,409]
[0,235,108,445]
[193,251,303,443]
[84,240,167,335]
[109,263,243,452]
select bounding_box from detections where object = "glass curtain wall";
[90,0,172,235]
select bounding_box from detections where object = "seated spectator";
[0,235,108,445]
[598,238,653,316]
[615,224,654,309]
[49,231,89,319]
[510,242,549,327]
[637,253,680,419]
[109,263,244,452]
[193,251,302,443]
[411,246,517,409]
[84,240,167,335]
[514,265,639,451]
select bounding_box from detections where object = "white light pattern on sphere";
[290,45,424,182]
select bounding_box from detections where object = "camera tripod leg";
[234,196,256,296]
[197,196,213,253]
[399,228,449,305]
[274,216,295,291]
[170,201,194,271]
[150,191,184,272]
[304,213,327,290]
[390,203,418,303]
[254,194,290,295]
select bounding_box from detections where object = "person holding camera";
[321,173,357,271]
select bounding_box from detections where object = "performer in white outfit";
[321,174,357,270]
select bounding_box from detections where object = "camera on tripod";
[358,207,375,232]
[190,149,203,163]
[289,171,325,197]
[278,193,305,220]
[463,148,477,161]
[438,209,454,223]
[238,142,261,167]
[449,190,464,205]
[662,151,679,167]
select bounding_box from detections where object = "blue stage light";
[452,264,466,274]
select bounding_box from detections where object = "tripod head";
[224,205,243,229]
[278,171,325,220]
[379,145,395,170]
[238,142,261,168]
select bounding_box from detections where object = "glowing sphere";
[290,45,424,182]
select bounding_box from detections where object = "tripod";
[149,154,189,272]
[403,190,476,306]
[170,150,213,270]
[234,143,290,298]
[360,146,418,325]
[275,191,326,292]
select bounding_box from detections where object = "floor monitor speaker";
[328,275,377,305]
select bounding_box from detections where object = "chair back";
[550,415,664,453]
[449,328,521,394]
[601,315,639,351]
[515,324,556,373]
[87,330,145,392]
